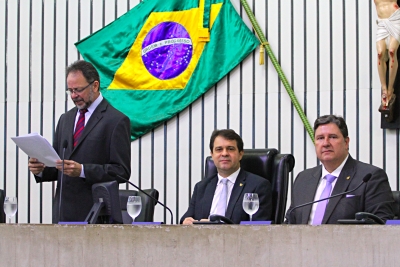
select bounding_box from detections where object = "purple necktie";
[215,179,229,216]
[73,109,88,147]
[312,174,337,225]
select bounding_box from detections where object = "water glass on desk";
[127,196,142,222]
[4,196,18,223]
[242,193,259,221]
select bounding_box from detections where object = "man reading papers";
[28,60,131,223]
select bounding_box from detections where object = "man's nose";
[322,137,330,146]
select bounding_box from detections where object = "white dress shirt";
[209,168,241,217]
[308,155,349,224]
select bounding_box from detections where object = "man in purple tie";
[286,115,394,224]
[28,60,131,223]
[180,129,272,224]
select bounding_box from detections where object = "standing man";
[28,60,131,223]
[180,129,272,224]
[376,0,400,117]
[286,115,394,224]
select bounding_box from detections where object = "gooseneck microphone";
[287,173,372,224]
[58,140,68,222]
[108,170,174,225]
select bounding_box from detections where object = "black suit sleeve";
[180,183,200,223]
[363,168,394,221]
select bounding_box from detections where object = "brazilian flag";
[76,0,259,141]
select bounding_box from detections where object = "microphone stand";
[108,171,174,225]
[58,140,68,223]
[287,173,371,224]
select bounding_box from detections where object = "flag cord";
[240,0,314,143]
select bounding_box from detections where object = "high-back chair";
[204,148,295,224]
[392,191,400,219]
[0,189,4,223]
[119,189,159,223]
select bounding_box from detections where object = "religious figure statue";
[376,0,400,119]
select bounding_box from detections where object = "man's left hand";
[56,159,82,177]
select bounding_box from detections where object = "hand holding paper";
[12,133,60,167]
[28,158,45,175]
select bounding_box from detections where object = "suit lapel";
[72,99,106,152]
[202,176,218,218]
[301,168,322,224]
[225,170,246,219]
[323,156,356,223]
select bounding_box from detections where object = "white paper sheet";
[11,133,60,167]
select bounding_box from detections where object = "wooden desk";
[1,224,399,266]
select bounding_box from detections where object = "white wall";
[0,0,398,224]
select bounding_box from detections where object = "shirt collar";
[322,154,349,178]
[217,167,241,185]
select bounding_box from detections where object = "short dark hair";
[66,60,100,84]
[314,115,348,138]
[209,129,244,152]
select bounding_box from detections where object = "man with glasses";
[28,60,131,223]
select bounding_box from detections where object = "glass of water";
[3,196,18,224]
[127,196,142,222]
[242,193,259,221]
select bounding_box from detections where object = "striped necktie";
[73,109,88,147]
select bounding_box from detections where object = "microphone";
[108,170,174,225]
[58,140,68,222]
[287,173,372,224]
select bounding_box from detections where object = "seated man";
[286,115,394,224]
[180,129,272,224]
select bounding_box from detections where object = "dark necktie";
[73,109,88,147]
[312,174,337,225]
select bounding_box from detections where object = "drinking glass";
[127,196,142,222]
[3,196,18,224]
[242,193,259,221]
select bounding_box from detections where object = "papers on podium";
[11,133,60,167]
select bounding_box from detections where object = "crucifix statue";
[376,0,400,120]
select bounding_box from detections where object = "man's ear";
[345,136,350,150]
[239,150,244,160]
[92,80,100,92]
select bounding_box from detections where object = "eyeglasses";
[66,81,94,95]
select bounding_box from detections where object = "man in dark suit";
[180,129,272,224]
[286,115,394,224]
[28,60,131,223]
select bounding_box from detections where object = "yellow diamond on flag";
[76,0,260,140]
[108,3,222,91]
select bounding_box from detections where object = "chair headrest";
[0,189,4,223]
[392,191,400,217]
[204,148,279,183]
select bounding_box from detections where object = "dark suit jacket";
[35,98,131,223]
[286,155,394,224]
[180,169,272,224]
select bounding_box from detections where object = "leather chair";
[0,189,4,223]
[392,191,400,219]
[204,148,295,224]
[119,189,159,223]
